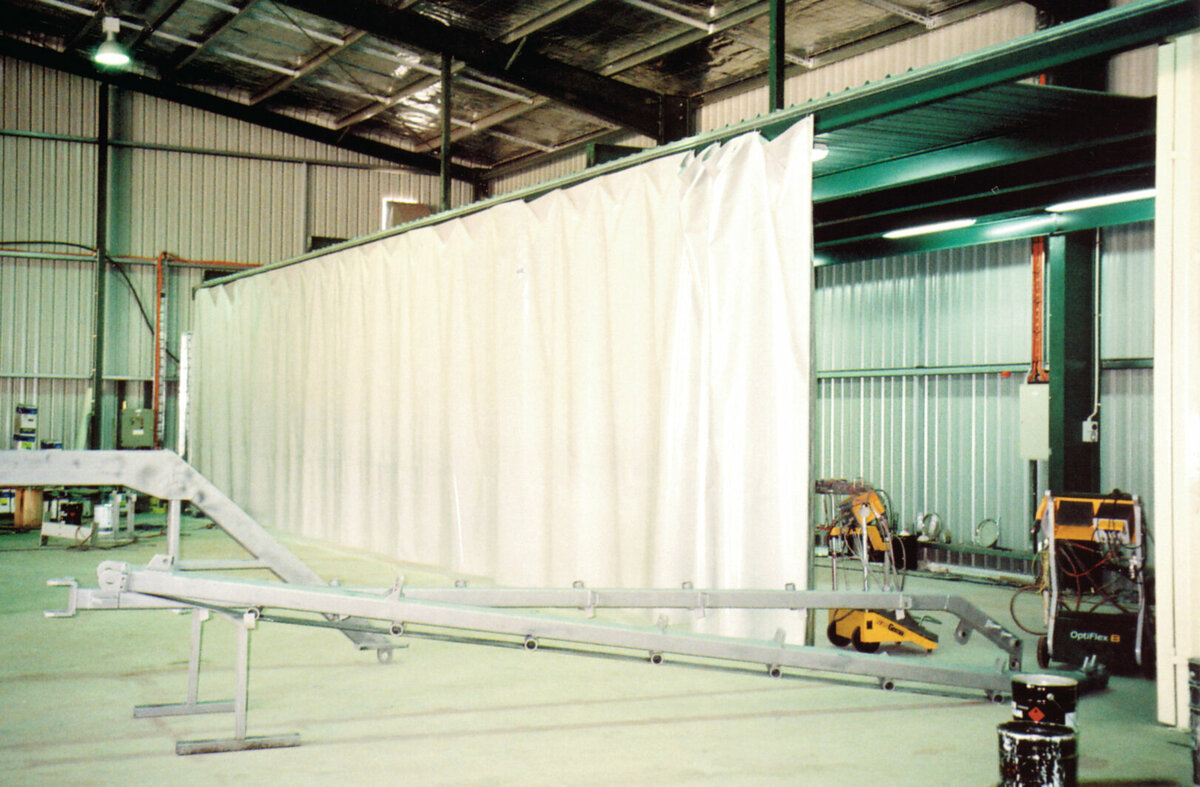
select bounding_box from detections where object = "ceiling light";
[812,142,829,162]
[882,218,977,239]
[94,16,131,68]
[1045,188,1155,213]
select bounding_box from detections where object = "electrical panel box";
[1019,384,1050,461]
[119,408,155,449]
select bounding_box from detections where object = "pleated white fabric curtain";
[193,118,813,638]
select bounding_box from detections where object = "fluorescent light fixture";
[882,218,976,239]
[1045,188,1155,213]
[94,16,131,67]
[812,142,829,162]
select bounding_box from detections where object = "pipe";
[1087,229,1102,422]
[89,82,110,451]
[1027,236,1049,383]
[152,251,165,449]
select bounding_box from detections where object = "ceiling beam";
[167,0,255,74]
[278,0,686,142]
[0,36,480,181]
[131,0,191,50]
[813,94,1155,202]
[856,0,936,29]
[499,0,603,43]
[598,0,774,76]
[252,29,365,105]
[335,74,441,130]
[816,152,1154,243]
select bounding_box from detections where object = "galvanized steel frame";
[50,558,1025,694]
[8,449,1035,752]
[0,449,389,650]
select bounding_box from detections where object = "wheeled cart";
[1034,490,1148,674]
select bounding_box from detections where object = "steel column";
[768,0,786,111]
[1047,231,1099,493]
[89,82,110,450]
[440,52,452,212]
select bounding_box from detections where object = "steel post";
[1047,231,1100,493]
[89,82,110,451]
[768,0,786,112]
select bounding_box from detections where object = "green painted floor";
[0,521,1189,786]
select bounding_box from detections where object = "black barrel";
[1190,658,1200,787]
[998,721,1077,787]
[1012,674,1079,729]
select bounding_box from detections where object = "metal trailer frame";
[5,450,1030,754]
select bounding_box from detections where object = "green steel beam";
[812,95,1154,202]
[817,164,1152,245]
[814,358,1151,380]
[815,199,1154,265]
[586,144,648,168]
[766,0,1197,137]
[1047,231,1099,493]
[817,363,1025,379]
[1101,358,1153,370]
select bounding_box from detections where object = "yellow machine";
[827,487,890,560]
[815,478,940,654]
[826,609,939,653]
[1032,490,1146,673]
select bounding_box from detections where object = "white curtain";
[193,119,813,638]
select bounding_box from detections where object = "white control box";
[1019,384,1050,460]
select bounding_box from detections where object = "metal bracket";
[44,578,79,618]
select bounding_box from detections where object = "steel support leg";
[175,613,300,755]
[133,609,234,718]
[166,498,181,562]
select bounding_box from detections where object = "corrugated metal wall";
[813,240,1032,548]
[813,225,1156,549]
[491,150,590,196]
[1100,222,1154,359]
[815,242,1031,371]
[0,55,471,451]
[307,165,472,241]
[1098,222,1154,525]
[0,255,95,447]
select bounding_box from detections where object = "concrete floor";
[0,520,1190,786]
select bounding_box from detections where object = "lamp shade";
[95,37,130,67]
[94,17,131,67]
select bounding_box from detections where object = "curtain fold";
[194,118,813,638]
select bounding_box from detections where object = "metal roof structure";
[0,0,1021,178]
